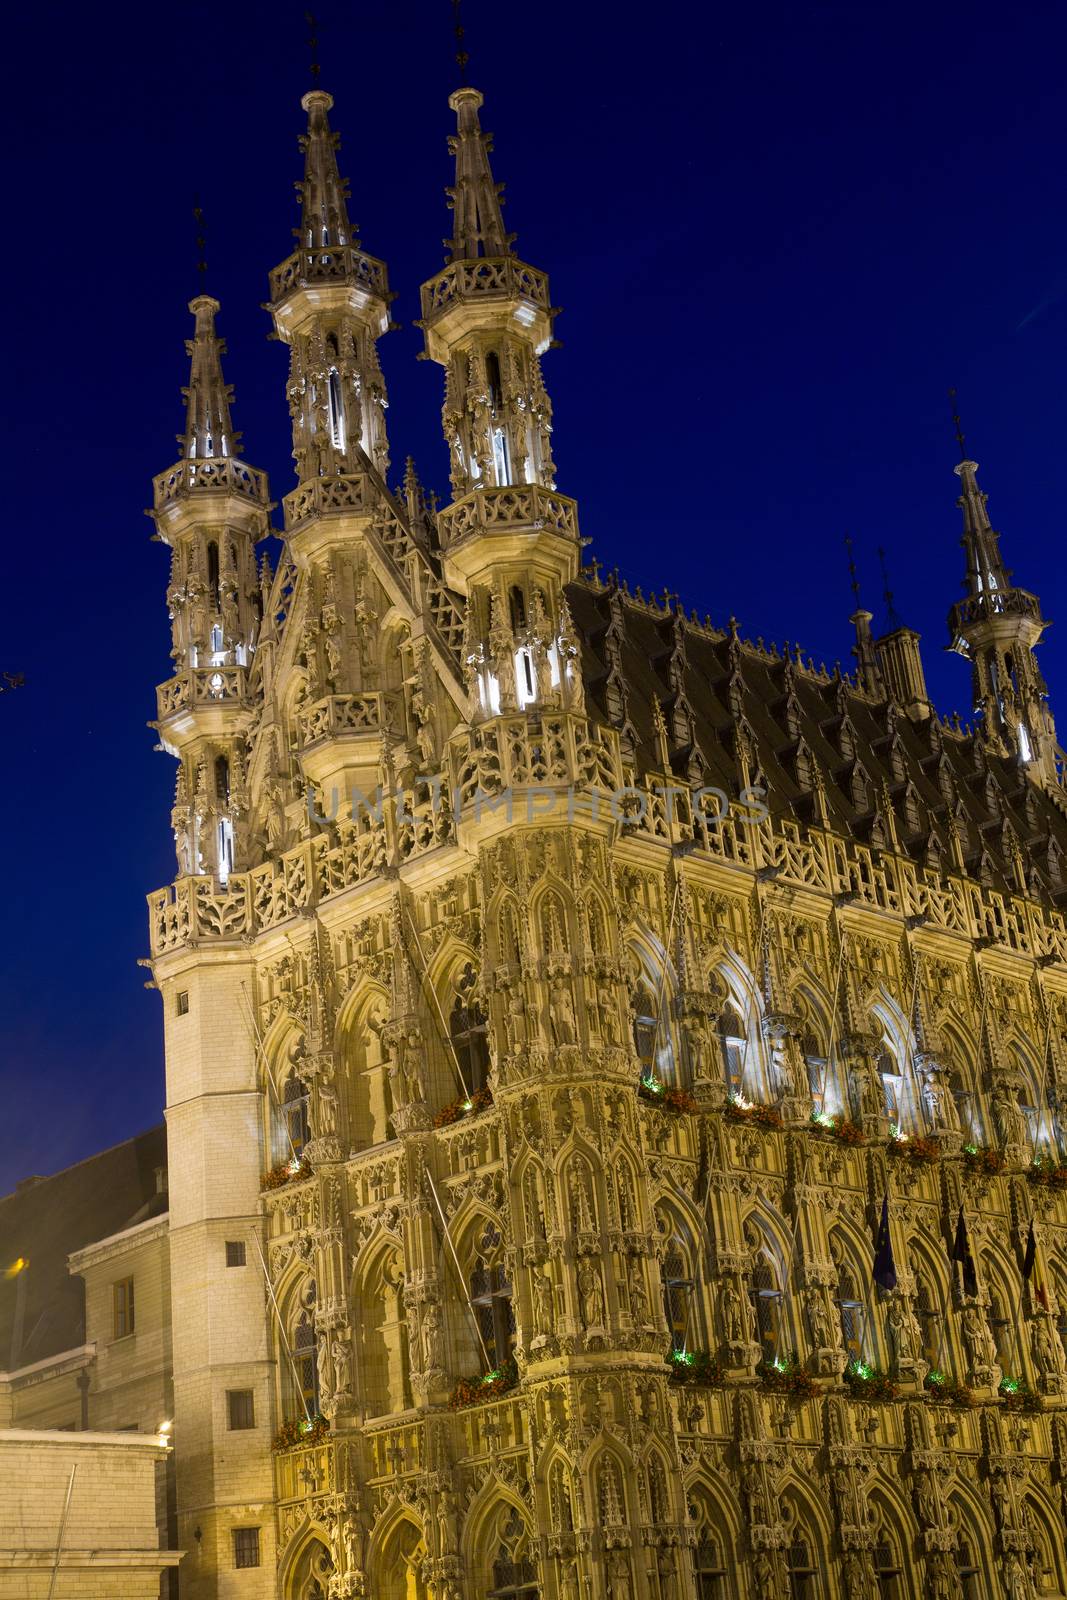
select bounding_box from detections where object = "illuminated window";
[750,1258,783,1364]
[328,369,345,451]
[207,541,220,609]
[282,1074,310,1156]
[662,1247,694,1354]
[449,964,490,1094]
[835,1262,863,1360]
[233,1528,260,1569]
[112,1278,135,1340]
[633,982,659,1077]
[879,1048,902,1123]
[470,1225,514,1369]
[293,1306,319,1415]
[720,1002,746,1091]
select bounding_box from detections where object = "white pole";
[46,1464,77,1600]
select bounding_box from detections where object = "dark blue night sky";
[1,0,1065,1191]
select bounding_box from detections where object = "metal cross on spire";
[305,10,321,82]
[844,534,862,608]
[948,387,967,462]
[192,202,208,282]
[452,0,469,82]
[877,546,901,631]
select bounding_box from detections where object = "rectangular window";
[233,1528,260,1569]
[227,1389,255,1430]
[176,991,190,1016]
[225,1241,247,1268]
[113,1277,135,1339]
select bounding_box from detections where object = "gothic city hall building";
[138,69,1067,1600]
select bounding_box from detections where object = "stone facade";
[140,68,1067,1600]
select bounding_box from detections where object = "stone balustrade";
[419,255,549,320]
[269,243,389,304]
[437,484,579,550]
[297,692,392,747]
[156,664,249,720]
[152,455,269,511]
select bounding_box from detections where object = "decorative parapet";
[157,665,250,721]
[297,692,392,747]
[283,471,374,532]
[148,791,454,955]
[450,712,624,811]
[949,587,1043,633]
[437,484,579,550]
[269,243,389,305]
[419,255,549,321]
[152,456,269,512]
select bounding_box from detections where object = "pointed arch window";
[878,1046,903,1126]
[633,981,659,1079]
[719,1002,746,1093]
[872,1534,902,1596]
[749,1256,783,1364]
[834,1260,865,1362]
[207,540,220,610]
[292,1302,320,1417]
[955,1537,982,1599]
[281,1072,311,1157]
[786,1535,819,1597]
[661,1244,694,1354]
[485,351,511,486]
[328,368,346,452]
[469,1223,515,1371]
[687,1493,730,1600]
[449,963,490,1094]
[486,1509,537,1600]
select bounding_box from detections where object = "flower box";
[810,1112,867,1146]
[998,1377,1043,1412]
[262,1157,313,1190]
[923,1372,977,1408]
[887,1134,941,1166]
[434,1085,494,1129]
[638,1077,698,1114]
[961,1146,1006,1177]
[757,1353,818,1399]
[725,1100,783,1132]
[668,1349,724,1387]
[1026,1157,1067,1190]
[272,1413,329,1451]
[449,1355,518,1409]
[843,1362,898,1401]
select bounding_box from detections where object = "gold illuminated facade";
[143,71,1067,1600]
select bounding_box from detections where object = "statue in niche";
[549,977,577,1046]
[578,1262,605,1329]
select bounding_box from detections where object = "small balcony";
[269,243,389,305]
[420,255,549,321]
[156,665,249,721]
[152,456,269,513]
[437,483,579,550]
[283,472,375,533]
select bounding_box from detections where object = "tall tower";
[150,300,277,1597]
[420,86,583,720]
[946,452,1059,783]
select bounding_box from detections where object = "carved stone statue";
[549,977,578,1047]
[578,1262,605,1329]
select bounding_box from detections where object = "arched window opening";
[691,1536,727,1599]
[470,1223,515,1371]
[210,622,224,657]
[950,1067,979,1142]
[750,1256,783,1364]
[206,540,220,610]
[449,963,490,1095]
[1056,1275,1067,1366]
[281,1072,310,1157]
[786,1536,818,1598]
[486,1508,537,1600]
[719,1002,746,1093]
[662,1245,694,1354]
[872,1521,903,1597]
[834,1260,864,1363]
[485,352,511,485]
[633,981,659,1080]
[878,1045,903,1126]
[955,1538,982,1600]
[214,754,230,804]
[292,1302,319,1417]
[509,585,527,632]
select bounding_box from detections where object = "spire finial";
[305,10,321,83]
[451,0,469,82]
[949,387,967,463]
[445,85,514,261]
[844,534,862,608]
[877,546,901,631]
[193,202,208,283]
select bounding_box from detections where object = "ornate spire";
[946,449,1058,782]
[297,90,357,251]
[180,296,240,462]
[954,458,1012,603]
[444,87,513,262]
